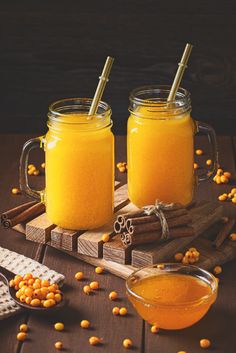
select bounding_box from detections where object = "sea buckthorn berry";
[196,149,203,155]
[83,285,91,295]
[230,233,236,241]
[95,266,104,274]
[34,288,43,299]
[193,163,199,170]
[19,324,28,332]
[41,279,50,287]
[46,292,55,300]
[150,325,159,333]
[19,281,28,289]
[80,320,90,328]
[206,159,212,166]
[232,197,236,204]
[200,338,211,349]
[33,282,41,290]
[116,162,123,168]
[215,176,222,184]
[102,233,110,242]
[112,306,120,315]
[218,194,227,201]
[174,253,184,261]
[231,188,236,194]
[220,175,229,184]
[109,291,118,300]
[119,166,126,173]
[12,187,21,195]
[157,264,165,269]
[89,336,101,345]
[43,299,56,308]
[223,171,231,178]
[178,351,187,353]
[30,298,41,307]
[14,275,23,284]
[23,273,33,281]
[25,297,31,305]
[28,168,35,175]
[28,164,35,169]
[16,291,22,299]
[24,287,33,297]
[119,307,127,316]
[54,322,64,331]
[90,281,99,290]
[33,169,40,176]
[182,256,189,265]
[228,193,234,199]
[123,338,133,349]
[9,279,15,287]
[17,332,27,341]
[41,162,45,169]
[75,271,84,280]
[54,341,63,350]
[213,265,222,275]
[41,287,49,296]
[54,293,62,303]
[217,168,223,176]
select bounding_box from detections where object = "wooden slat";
[103,235,132,264]
[51,226,79,251]
[26,213,55,243]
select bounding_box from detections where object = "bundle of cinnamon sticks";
[1,201,45,229]
[114,204,194,248]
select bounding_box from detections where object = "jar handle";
[195,121,218,182]
[19,136,45,201]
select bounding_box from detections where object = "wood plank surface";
[0,135,236,353]
[26,213,55,243]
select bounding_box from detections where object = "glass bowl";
[126,263,218,330]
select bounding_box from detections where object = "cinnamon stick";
[125,207,188,229]
[2,202,45,229]
[1,201,37,223]
[121,226,195,248]
[213,218,235,248]
[127,211,190,234]
[116,209,145,227]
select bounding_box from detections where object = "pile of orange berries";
[175,247,200,265]
[218,187,236,203]
[213,168,231,184]
[10,273,62,308]
[116,161,127,173]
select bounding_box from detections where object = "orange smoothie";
[128,273,217,329]
[44,113,114,230]
[127,107,195,207]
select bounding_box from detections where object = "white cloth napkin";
[0,246,65,320]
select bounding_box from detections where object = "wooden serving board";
[12,183,236,279]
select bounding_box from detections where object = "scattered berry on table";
[112,306,120,315]
[119,307,127,316]
[54,341,63,350]
[213,266,222,275]
[89,336,102,345]
[102,233,110,242]
[83,285,91,295]
[11,187,21,195]
[123,338,133,349]
[54,322,64,331]
[19,324,28,332]
[80,320,90,328]
[150,325,159,334]
[75,271,84,280]
[90,281,99,290]
[16,332,27,341]
[195,149,203,155]
[95,266,104,274]
[109,291,118,300]
[199,338,211,349]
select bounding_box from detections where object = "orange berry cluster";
[116,161,127,173]
[213,168,231,184]
[10,273,62,308]
[175,247,200,265]
[27,163,43,176]
[218,188,236,203]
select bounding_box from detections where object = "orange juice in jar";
[20,98,114,230]
[127,86,218,207]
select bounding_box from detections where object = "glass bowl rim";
[126,263,218,307]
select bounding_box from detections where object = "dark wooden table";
[0,134,236,353]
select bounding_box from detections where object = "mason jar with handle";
[20,98,114,230]
[127,85,218,207]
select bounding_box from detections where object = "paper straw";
[167,43,193,102]
[89,56,114,116]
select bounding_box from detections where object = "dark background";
[1,0,236,135]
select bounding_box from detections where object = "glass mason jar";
[127,85,218,207]
[20,98,114,230]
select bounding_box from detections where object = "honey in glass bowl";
[126,263,218,330]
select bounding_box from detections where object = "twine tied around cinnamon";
[142,200,175,240]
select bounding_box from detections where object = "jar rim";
[48,97,112,125]
[129,85,191,106]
